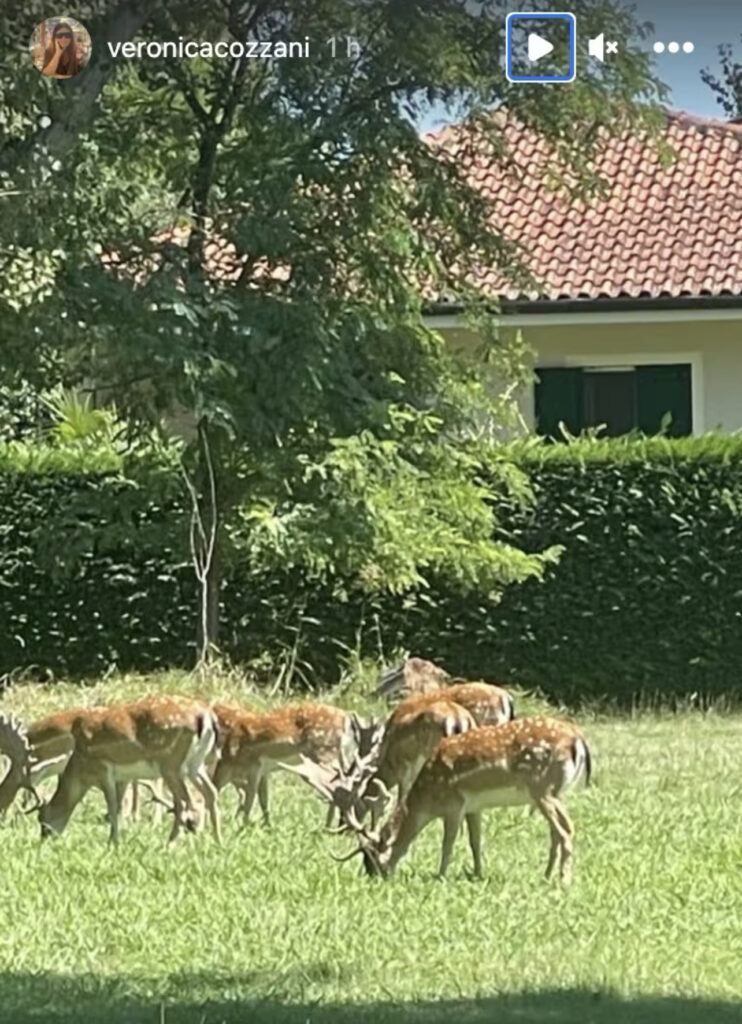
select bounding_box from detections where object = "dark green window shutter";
[636,364,692,436]
[534,367,584,440]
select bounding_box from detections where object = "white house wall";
[439,317,742,436]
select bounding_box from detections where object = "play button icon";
[527,33,554,62]
[506,12,577,83]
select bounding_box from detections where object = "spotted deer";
[283,694,479,830]
[0,708,164,826]
[354,682,515,826]
[211,702,378,827]
[33,695,221,843]
[411,681,515,727]
[0,708,87,815]
[374,658,514,716]
[296,717,592,883]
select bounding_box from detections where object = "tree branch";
[0,0,157,176]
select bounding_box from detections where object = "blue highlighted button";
[506,12,577,83]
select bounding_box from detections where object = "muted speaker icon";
[589,33,618,62]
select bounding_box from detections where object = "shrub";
[2,433,742,704]
[441,435,742,702]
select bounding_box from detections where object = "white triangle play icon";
[527,32,554,62]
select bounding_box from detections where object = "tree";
[701,36,742,118]
[0,1,666,667]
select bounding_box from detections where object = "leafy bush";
[2,434,742,703]
[0,439,195,677]
[455,435,742,702]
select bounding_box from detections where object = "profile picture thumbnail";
[30,16,92,79]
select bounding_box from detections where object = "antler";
[371,663,405,699]
[276,756,338,801]
[0,713,32,776]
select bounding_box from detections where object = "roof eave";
[426,294,742,316]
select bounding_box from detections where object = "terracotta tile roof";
[427,110,742,303]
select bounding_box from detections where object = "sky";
[640,0,739,115]
[419,0,740,132]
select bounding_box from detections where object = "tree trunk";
[183,418,221,667]
[199,539,221,662]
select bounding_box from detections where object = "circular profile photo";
[30,17,92,79]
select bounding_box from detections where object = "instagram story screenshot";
[0,2,740,1022]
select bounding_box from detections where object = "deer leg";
[101,777,122,845]
[438,808,464,879]
[114,782,130,822]
[533,795,571,883]
[162,773,191,843]
[465,812,484,879]
[192,769,222,844]
[239,764,263,827]
[550,797,575,884]
[257,774,270,827]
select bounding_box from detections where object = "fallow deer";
[0,708,85,815]
[344,683,513,827]
[373,657,451,700]
[298,717,592,883]
[283,694,478,830]
[373,658,514,718]
[410,680,515,727]
[35,695,221,843]
[211,702,378,827]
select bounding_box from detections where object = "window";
[535,363,692,439]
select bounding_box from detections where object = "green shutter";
[534,367,584,440]
[636,364,692,436]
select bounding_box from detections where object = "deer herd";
[0,657,592,884]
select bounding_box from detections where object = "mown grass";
[0,669,740,1024]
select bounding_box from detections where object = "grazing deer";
[0,709,82,815]
[373,658,514,714]
[211,702,379,827]
[34,695,220,844]
[297,717,592,883]
[345,683,514,827]
[284,695,478,830]
[411,681,515,727]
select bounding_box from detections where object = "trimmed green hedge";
[425,435,742,702]
[2,435,742,703]
[0,443,195,675]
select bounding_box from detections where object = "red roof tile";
[427,110,742,302]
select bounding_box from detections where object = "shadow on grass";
[0,970,739,1024]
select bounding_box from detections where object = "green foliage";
[3,434,742,706]
[0,433,192,676]
[701,34,742,117]
[0,0,668,638]
[461,434,742,702]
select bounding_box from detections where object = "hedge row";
[2,435,742,703]
[432,435,742,702]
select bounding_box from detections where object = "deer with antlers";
[292,716,592,883]
[281,689,487,830]
[22,695,222,843]
[348,681,515,827]
[211,702,380,827]
[0,708,87,815]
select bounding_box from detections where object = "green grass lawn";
[0,672,740,1023]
